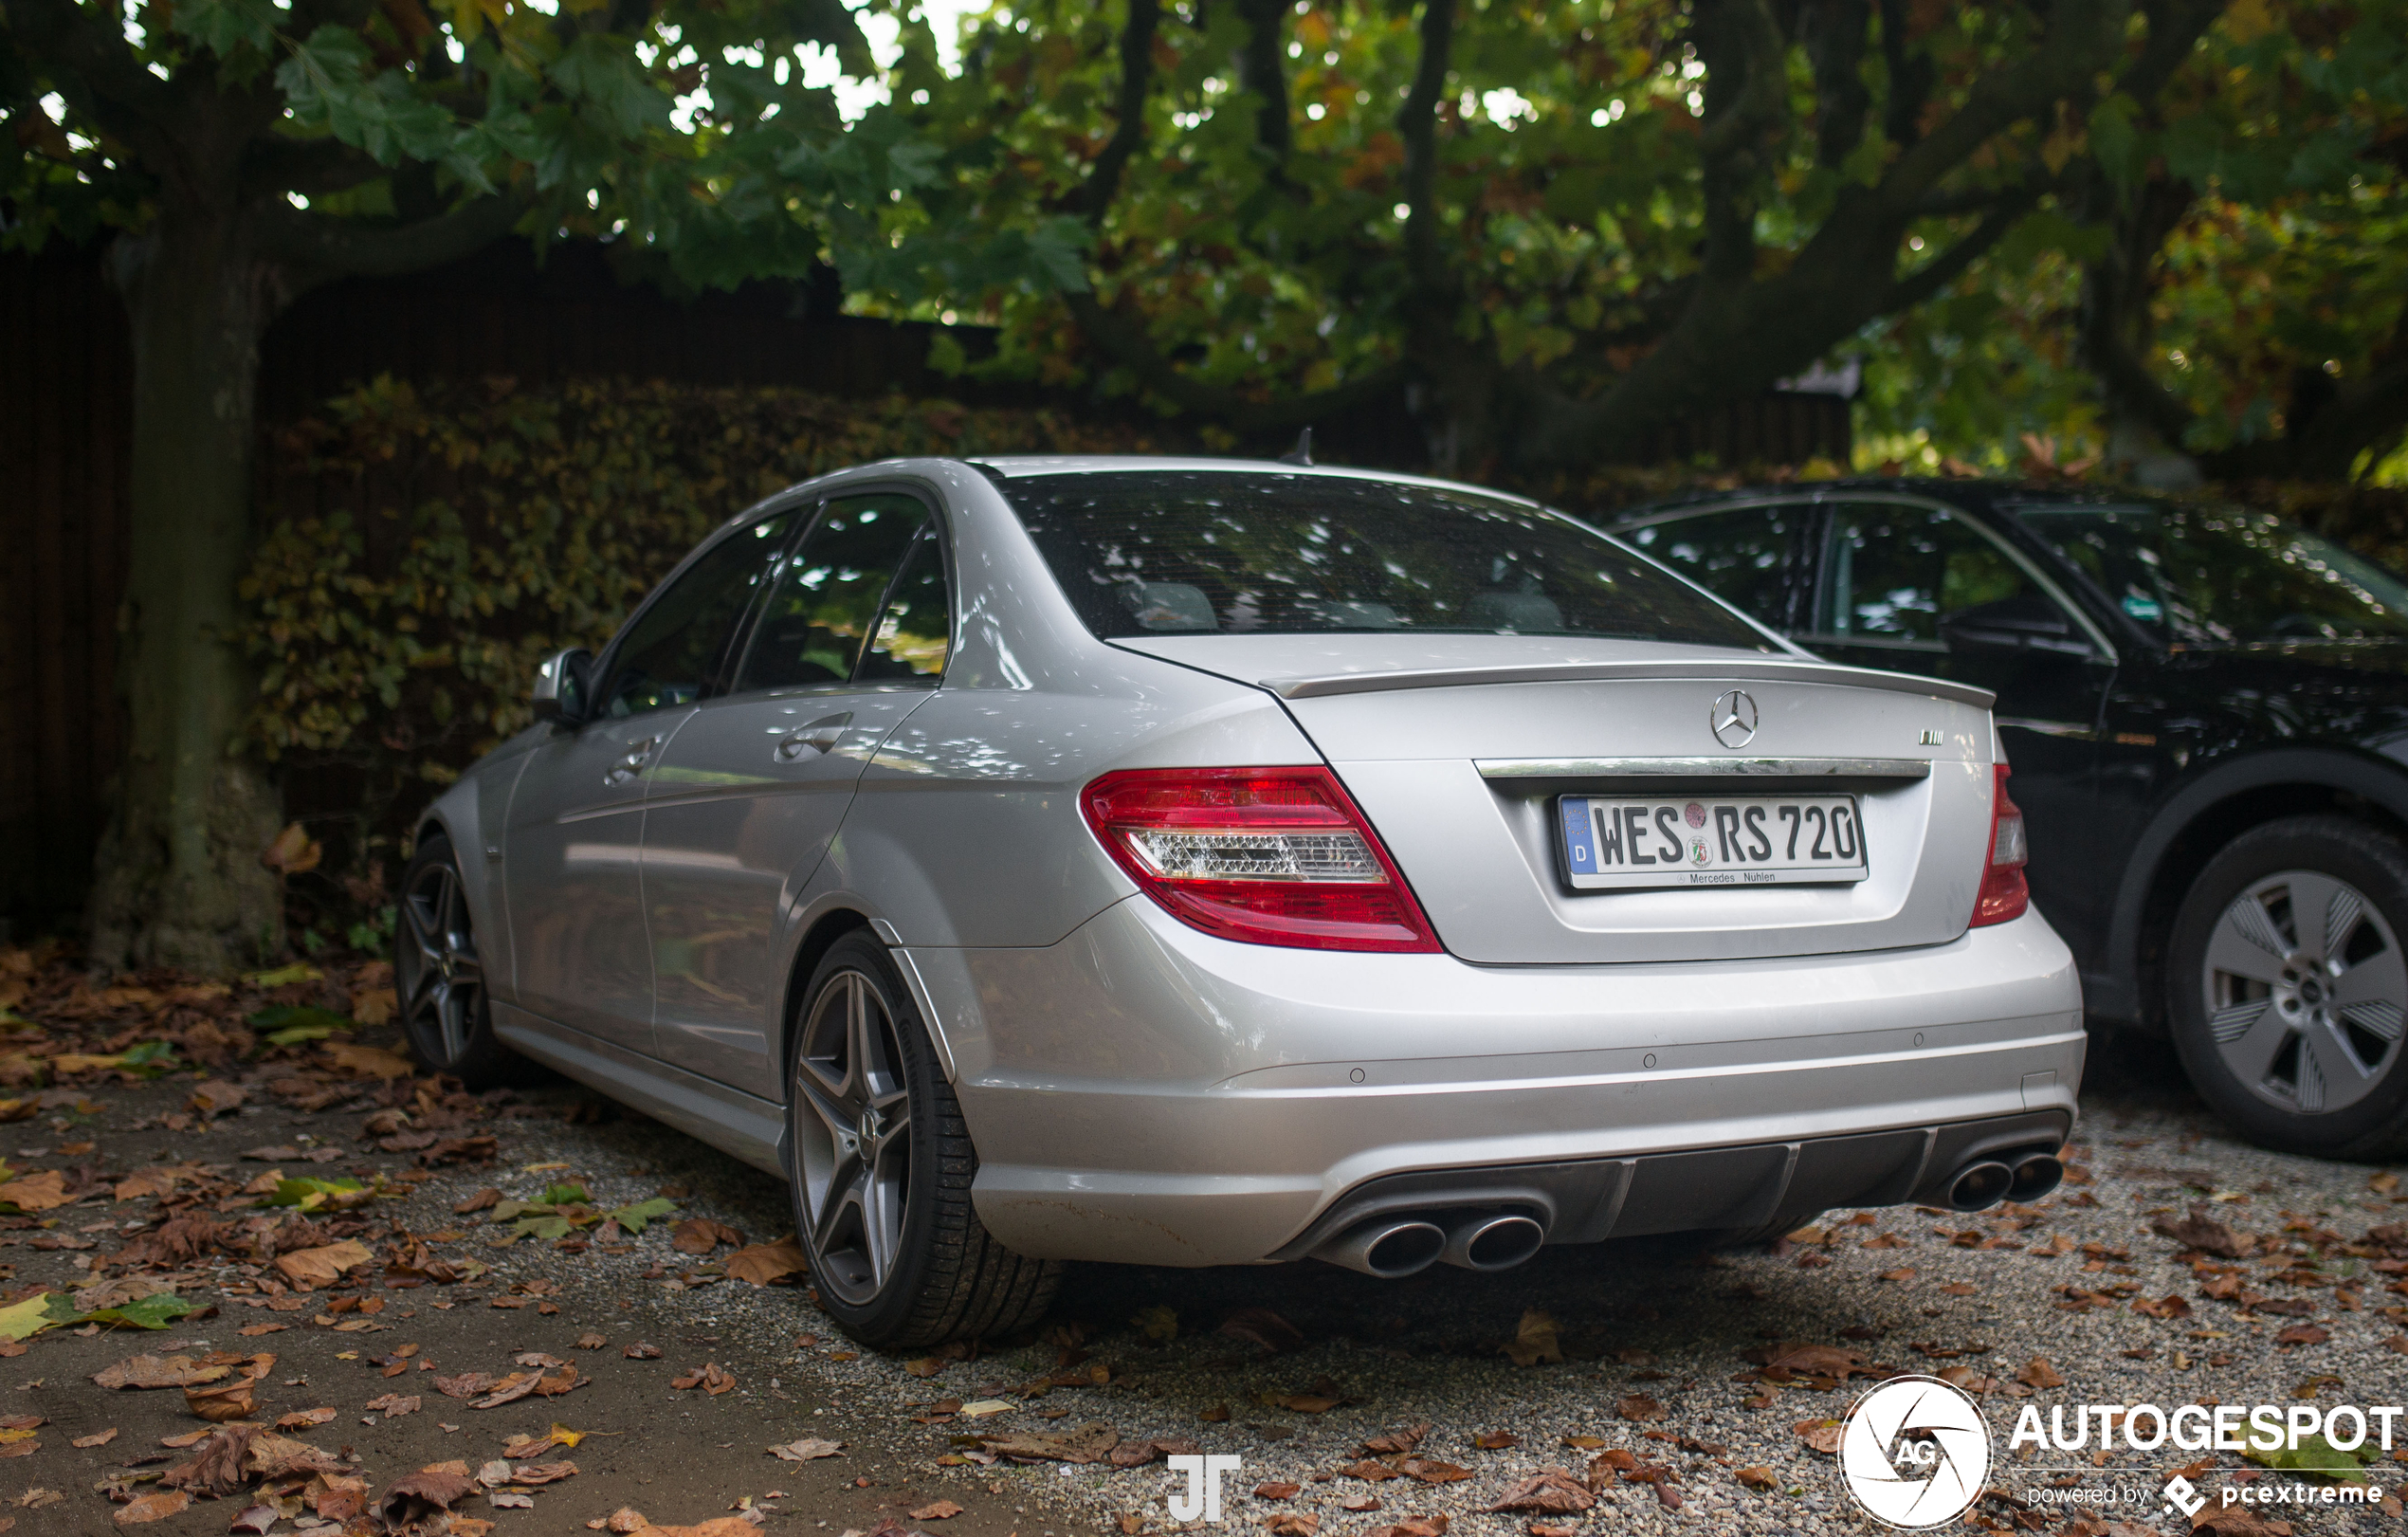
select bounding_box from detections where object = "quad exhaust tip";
[1442,1213,1545,1272]
[1314,1210,1547,1277]
[1946,1160,2015,1212]
[1316,1217,1447,1278]
[2009,1152,2065,1202]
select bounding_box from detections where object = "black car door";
[1800,498,2119,946]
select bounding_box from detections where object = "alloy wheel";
[2202,869,2408,1116]
[401,859,483,1064]
[793,969,915,1306]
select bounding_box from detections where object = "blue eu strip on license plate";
[1559,794,1870,890]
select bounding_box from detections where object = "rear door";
[505,510,795,1052]
[641,492,948,1088]
[1800,497,2114,937]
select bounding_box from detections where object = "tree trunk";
[85,199,287,974]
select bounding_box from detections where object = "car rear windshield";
[998,469,1773,649]
[2011,503,2408,645]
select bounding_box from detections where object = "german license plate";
[1558,795,1869,889]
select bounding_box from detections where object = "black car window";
[857,529,951,684]
[1619,503,1812,631]
[736,494,928,691]
[1815,503,2049,648]
[599,510,797,718]
[999,470,1773,650]
[2012,503,2408,645]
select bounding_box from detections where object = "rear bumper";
[905,897,2085,1267]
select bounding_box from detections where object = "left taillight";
[1970,762,2030,928]
[1080,766,1442,953]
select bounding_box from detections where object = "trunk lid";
[1113,635,1999,964]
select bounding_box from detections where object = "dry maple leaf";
[2016,1357,2065,1389]
[1472,1431,1520,1450]
[0,1169,69,1211]
[246,1432,347,1480]
[377,1466,479,1528]
[1262,1516,1319,1536]
[1502,1309,1562,1367]
[1733,1466,1778,1491]
[2151,1209,2254,1258]
[1794,1418,1843,1455]
[73,1427,119,1449]
[669,1217,743,1255]
[1106,1437,1199,1468]
[1359,1424,1428,1455]
[274,1239,374,1287]
[512,1460,579,1485]
[364,1393,420,1418]
[623,1342,663,1360]
[164,1425,260,1497]
[725,1237,808,1286]
[910,1501,964,1521]
[1614,1395,1666,1423]
[1253,1481,1303,1499]
[575,1332,608,1350]
[1364,1519,1449,1537]
[185,1377,257,1421]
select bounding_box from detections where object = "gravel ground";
[2,1028,2402,1537]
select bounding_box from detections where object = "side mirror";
[1939,596,2093,660]
[532,648,593,724]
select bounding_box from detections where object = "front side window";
[736,494,928,691]
[2013,503,2408,645]
[1815,503,2047,648]
[999,470,1772,650]
[600,510,796,717]
[1620,503,1813,632]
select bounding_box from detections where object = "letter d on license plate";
[1558,795,1869,889]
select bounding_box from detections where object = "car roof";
[964,454,1548,507]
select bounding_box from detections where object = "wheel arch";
[2107,746,2408,1030]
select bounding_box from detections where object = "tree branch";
[1080,0,1160,224]
[1396,0,1456,301]
[260,192,530,283]
[242,137,392,202]
[1232,0,1294,165]
[1800,0,1871,171]
[1886,191,2040,310]
[1693,0,1792,285]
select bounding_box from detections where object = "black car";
[1614,481,2408,1162]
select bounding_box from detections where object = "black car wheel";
[394,833,524,1089]
[786,930,1060,1349]
[2169,815,2408,1160]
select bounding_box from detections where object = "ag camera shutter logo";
[1839,1376,1993,1529]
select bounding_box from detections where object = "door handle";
[602,736,663,787]
[772,712,852,762]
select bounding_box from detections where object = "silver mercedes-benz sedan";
[397,456,2085,1346]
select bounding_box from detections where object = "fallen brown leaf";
[1262,1515,1319,1536]
[724,1236,808,1287]
[1615,1395,1666,1423]
[1733,1466,1778,1491]
[575,1331,608,1349]
[1795,1418,1843,1455]
[1472,1431,1520,1450]
[2017,1357,2065,1389]
[112,1491,191,1526]
[184,1378,256,1422]
[910,1501,964,1521]
[0,1170,69,1212]
[95,1354,229,1391]
[1503,1309,1562,1367]
[769,1437,844,1461]
[72,1428,118,1449]
[669,1217,743,1255]
[274,1239,374,1287]
[1253,1482,1303,1500]
[1218,1307,1306,1354]
[623,1342,662,1360]
[1484,1471,1596,1514]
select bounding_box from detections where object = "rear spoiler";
[1255,657,1997,709]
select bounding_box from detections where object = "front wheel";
[786,930,1060,1349]
[2168,814,2408,1161]
[393,833,525,1089]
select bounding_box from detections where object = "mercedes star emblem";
[1711,688,1759,749]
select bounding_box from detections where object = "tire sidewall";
[2168,815,2408,1158]
[787,931,950,1344]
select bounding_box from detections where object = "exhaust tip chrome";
[1314,1218,1446,1278]
[2008,1153,2064,1203]
[1947,1160,2015,1212]
[1441,1213,1545,1272]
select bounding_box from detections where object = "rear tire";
[786,930,1061,1349]
[393,833,524,1089]
[2168,815,2408,1161]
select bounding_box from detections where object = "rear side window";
[999,470,1771,650]
[737,495,926,690]
[1815,503,2046,648]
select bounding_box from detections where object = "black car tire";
[786,930,1060,1349]
[2169,815,2408,1161]
[393,833,525,1089]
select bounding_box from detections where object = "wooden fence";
[0,237,1848,933]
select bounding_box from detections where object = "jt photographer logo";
[1837,1379,2404,1530]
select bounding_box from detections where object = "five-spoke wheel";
[393,833,521,1088]
[2173,815,2408,1160]
[785,930,1060,1347]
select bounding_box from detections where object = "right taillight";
[1080,766,1442,953]
[1971,762,2029,927]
